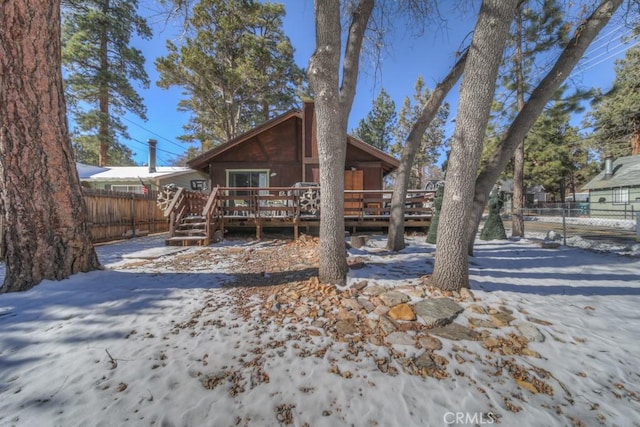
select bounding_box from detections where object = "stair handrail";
[202,185,221,241]
[201,185,220,218]
[164,187,185,218]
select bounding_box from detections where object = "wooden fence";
[0,189,168,259]
[83,189,168,243]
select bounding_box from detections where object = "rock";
[483,337,500,348]
[429,323,480,341]
[515,322,545,343]
[373,305,390,316]
[357,297,375,313]
[378,316,397,336]
[540,241,561,249]
[521,348,541,358]
[490,312,515,327]
[418,335,443,351]
[350,280,368,291]
[341,298,361,312]
[413,353,437,370]
[334,320,358,335]
[384,331,415,346]
[468,318,497,329]
[459,288,474,301]
[350,235,367,248]
[405,288,424,299]
[468,304,487,314]
[337,307,357,321]
[378,291,410,307]
[387,303,416,321]
[367,335,383,346]
[362,285,385,296]
[413,298,463,327]
[294,305,310,318]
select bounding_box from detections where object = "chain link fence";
[506,203,639,249]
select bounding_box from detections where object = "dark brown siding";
[209,117,303,187]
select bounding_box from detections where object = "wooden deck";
[163,187,433,245]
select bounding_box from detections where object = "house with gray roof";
[581,155,640,218]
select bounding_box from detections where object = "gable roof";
[187,108,400,174]
[188,110,301,171]
[582,155,640,190]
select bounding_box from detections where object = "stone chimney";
[604,153,613,178]
[148,139,157,173]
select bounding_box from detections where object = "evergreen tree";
[156,0,305,150]
[391,76,449,189]
[352,88,396,152]
[491,0,569,236]
[588,43,640,157]
[526,102,593,201]
[1,0,100,292]
[62,0,151,166]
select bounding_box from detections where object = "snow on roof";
[76,162,109,179]
[85,166,194,181]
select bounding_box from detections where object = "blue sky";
[118,0,639,166]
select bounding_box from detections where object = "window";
[226,170,269,188]
[190,180,207,190]
[111,185,145,194]
[612,187,629,204]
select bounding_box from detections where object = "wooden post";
[131,193,136,238]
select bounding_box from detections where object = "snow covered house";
[582,154,640,217]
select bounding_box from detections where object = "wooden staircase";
[164,186,222,246]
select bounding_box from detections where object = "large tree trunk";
[465,0,624,254]
[308,0,373,284]
[431,0,517,291]
[386,49,468,251]
[0,0,100,293]
[511,10,526,238]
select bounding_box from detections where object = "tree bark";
[0,0,100,293]
[511,10,526,238]
[431,0,518,291]
[386,49,468,251]
[465,0,624,254]
[308,0,373,284]
[98,0,111,167]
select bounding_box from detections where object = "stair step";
[177,222,207,228]
[165,236,209,246]
[175,229,207,236]
[183,215,205,222]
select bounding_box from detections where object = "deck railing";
[200,187,434,220]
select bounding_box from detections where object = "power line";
[122,116,189,150]
[580,40,640,72]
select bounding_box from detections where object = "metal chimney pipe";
[148,139,157,173]
[604,154,613,178]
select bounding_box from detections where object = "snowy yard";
[0,232,639,427]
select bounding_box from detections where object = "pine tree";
[156,0,305,150]
[391,77,449,189]
[589,43,640,157]
[352,88,396,152]
[62,0,151,166]
[1,0,100,292]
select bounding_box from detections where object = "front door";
[344,169,364,215]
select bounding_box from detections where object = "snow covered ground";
[0,232,639,427]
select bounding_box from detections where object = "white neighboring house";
[79,165,209,194]
[76,140,209,193]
